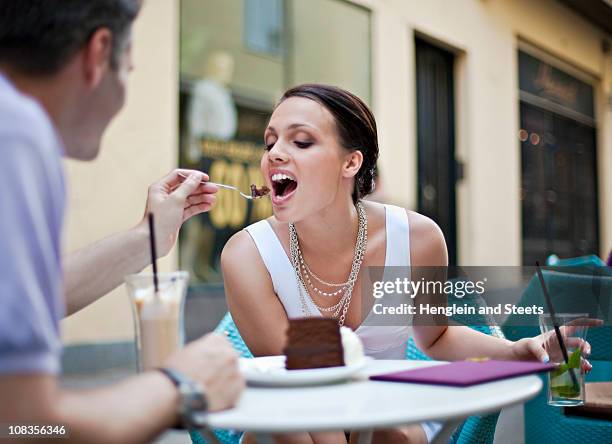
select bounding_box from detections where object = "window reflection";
[179,0,372,283]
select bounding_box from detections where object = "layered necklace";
[289,201,368,326]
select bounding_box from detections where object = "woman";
[221,84,592,444]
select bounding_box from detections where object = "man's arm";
[0,372,177,444]
[64,169,217,315]
[0,334,244,444]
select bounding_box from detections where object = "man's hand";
[140,169,218,257]
[164,334,245,411]
[64,169,218,315]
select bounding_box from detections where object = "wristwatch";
[159,367,208,429]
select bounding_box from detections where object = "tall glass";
[539,313,589,406]
[126,272,189,372]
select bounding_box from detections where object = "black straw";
[148,212,159,293]
[535,261,578,386]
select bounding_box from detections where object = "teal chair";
[190,313,251,444]
[406,336,502,444]
[407,284,507,444]
[546,254,605,268]
[502,260,612,444]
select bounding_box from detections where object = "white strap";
[384,204,411,266]
[244,221,316,317]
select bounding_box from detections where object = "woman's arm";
[221,229,289,356]
[407,211,552,363]
[407,211,451,355]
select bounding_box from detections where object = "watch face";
[184,391,208,429]
[187,392,208,411]
[180,382,208,413]
[173,378,208,429]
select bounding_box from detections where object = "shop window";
[518,48,599,265]
[244,0,284,58]
[179,0,371,283]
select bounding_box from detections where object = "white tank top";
[245,204,412,359]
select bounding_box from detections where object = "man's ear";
[82,28,113,89]
[343,150,364,179]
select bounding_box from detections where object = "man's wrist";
[142,370,182,429]
[158,368,208,429]
[128,221,154,270]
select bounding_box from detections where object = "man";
[0,1,244,442]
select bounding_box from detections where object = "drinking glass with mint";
[538,313,590,406]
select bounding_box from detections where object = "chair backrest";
[501,260,612,443]
[547,254,606,267]
[214,312,253,358]
[190,312,251,444]
[185,283,229,342]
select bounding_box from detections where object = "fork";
[177,172,261,200]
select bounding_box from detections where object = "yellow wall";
[61,0,179,344]
[290,0,371,103]
[62,0,611,343]
[355,0,611,265]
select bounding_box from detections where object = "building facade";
[61,0,611,345]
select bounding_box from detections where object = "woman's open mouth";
[270,171,298,205]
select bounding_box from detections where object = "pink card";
[370,360,555,387]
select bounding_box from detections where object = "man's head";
[0,0,142,160]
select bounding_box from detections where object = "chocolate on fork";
[250,184,271,199]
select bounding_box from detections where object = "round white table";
[203,359,543,444]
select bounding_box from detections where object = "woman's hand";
[511,337,592,372]
[510,318,603,373]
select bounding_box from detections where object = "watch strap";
[159,367,185,388]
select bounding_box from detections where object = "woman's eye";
[294,141,312,149]
[264,142,275,151]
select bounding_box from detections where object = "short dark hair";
[0,0,141,76]
[280,84,379,203]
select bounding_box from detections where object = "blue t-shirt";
[0,73,65,374]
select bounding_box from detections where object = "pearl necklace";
[289,202,368,326]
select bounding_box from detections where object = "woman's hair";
[280,84,379,203]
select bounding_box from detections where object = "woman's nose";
[268,142,289,163]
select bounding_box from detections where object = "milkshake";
[126,272,189,371]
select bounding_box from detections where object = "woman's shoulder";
[360,200,387,232]
[362,201,447,266]
[221,229,258,265]
[221,217,287,268]
[220,228,274,291]
[363,201,446,266]
[406,210,448,266]
[406,209,442,237]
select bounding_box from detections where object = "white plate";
[240,355,368,387]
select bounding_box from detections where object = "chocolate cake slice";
[283,317,345,370]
